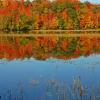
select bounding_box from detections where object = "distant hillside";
[0,0,100,31]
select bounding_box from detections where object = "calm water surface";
[0,54,100,99]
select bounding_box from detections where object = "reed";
[1,78,100,100]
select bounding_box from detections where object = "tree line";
[0,0,100,32]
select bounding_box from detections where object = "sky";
[80,0,100,4]
[29,0,100,4]
[26,0,100,4]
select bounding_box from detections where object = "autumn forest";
[0,0,100,32]
[0,0,100,60]
[1,1,100,99]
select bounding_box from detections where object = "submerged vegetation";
[0,0,100,32]
[1,76,100,100]
[0,1,100,99]
[0,35,100,60]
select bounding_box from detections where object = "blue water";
[0,54,100,99]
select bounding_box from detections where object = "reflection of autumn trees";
[0,0,100,31]
[0,36,100,60]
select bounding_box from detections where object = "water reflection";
[0,36,100,60]
[0,34,100,100]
